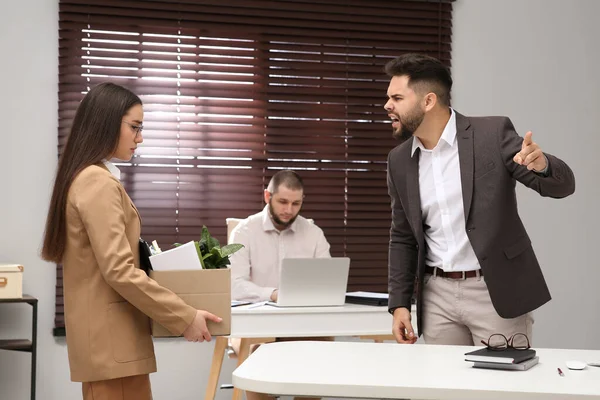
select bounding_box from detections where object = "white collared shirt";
[229,205,332,301]
[102,159,121,180]
[412,109,480,272]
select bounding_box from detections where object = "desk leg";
[31,301,37,400]
[359,334,395,343]
[204,336,228,400]
[232,338,276,400]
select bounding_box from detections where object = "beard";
[392,105,425,141]
[268,200,300,228]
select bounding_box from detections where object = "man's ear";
[423,92,437,112]
[264,189,271,204]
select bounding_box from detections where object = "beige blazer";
[62,164,196,382]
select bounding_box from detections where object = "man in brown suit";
[384,54,575,346]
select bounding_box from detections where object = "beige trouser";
[422,272,533,346]
[82,374,152,400]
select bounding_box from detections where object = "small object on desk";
[345,291,388,306]
[558,367,565,376]
[588,362,600,367]
[464,347,536,364]
[566,360,587,370]
[472,356,539,371]
[231,300,252,307]
[246,301,269,309]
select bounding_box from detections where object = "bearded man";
[384,53,575,347]
[230,169,331,302]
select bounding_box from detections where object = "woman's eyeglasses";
[481,333,530,351]
[123,121,143,138]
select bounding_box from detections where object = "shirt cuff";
[260,287,277,302]
[533,154,550,176]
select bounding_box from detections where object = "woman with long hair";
[42,82,220,400]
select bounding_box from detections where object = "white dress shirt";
[412,109,480,272]
[229,205,331,302]
[102,159,121,180]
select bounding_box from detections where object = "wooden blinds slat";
[54,0,454,335]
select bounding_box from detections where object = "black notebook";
[472,356,539,371]
[345,291,388,306]
[464,347,536,364]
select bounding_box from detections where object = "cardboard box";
[0,264,24,299]
[150,268,231,337]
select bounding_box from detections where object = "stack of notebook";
[464,347,538,371]
[345,291,388,306]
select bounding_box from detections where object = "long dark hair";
[41,82,141,262]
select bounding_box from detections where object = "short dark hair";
[267,170,304,194]
[384,53,452,106]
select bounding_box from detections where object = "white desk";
[230,303,398,338]
[233,341,600,399]
[206,303,405,400]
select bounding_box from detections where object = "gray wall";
[1,1,598,399]
[452,0,600,350]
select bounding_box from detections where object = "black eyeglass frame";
[480,332,531,351]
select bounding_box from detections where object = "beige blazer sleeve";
[72,168,196,335]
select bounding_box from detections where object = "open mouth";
[389,114,400,128]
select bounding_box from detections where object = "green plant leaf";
[194,241,206,269]
[219,243,244,258]
[200,247,217,269]
[208,236,220,250]
[188,225,244,269]
[201,226,211,246]
[209,247,223,260]
[215,257,231,268]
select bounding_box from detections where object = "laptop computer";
[267,257,350,307]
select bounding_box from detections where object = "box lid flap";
[0,264,24,272]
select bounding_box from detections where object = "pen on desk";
[247,301,268,309]
[557,368,564,376]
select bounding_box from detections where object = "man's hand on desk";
[183,310,222,343]
[270,289,279,302]
[392,307,417,344]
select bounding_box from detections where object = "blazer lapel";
[456,113,474,222]
[405,145,423,240]
[98,162,143,225]
[130,199,142,225]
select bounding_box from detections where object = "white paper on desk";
[149,241,203,271]
[346,291,388,299]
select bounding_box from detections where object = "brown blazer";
[62,164,196,382]
[387,112,575,335]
